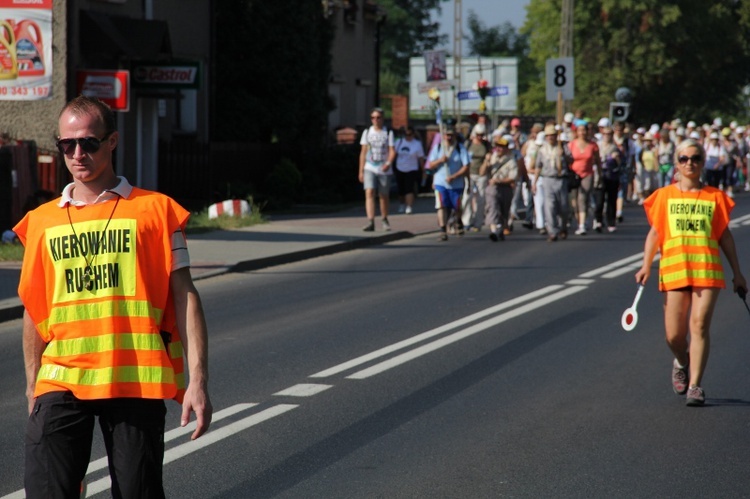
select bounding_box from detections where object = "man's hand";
[181,380,213,440]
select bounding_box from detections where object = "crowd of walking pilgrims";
[358,109,749,242]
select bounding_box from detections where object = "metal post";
[453,0,462,122]
[559,0,574,121]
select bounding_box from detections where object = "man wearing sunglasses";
[14,95,212,497]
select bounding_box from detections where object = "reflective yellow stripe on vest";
[37,364,175,386]
[661,268,725,285]
[660,252,722,269]
[663,237,718,251]
[44,333,165,357]
[43,300,163,332]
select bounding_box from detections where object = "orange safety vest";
[14,187,189,402]
[643,184,733,291]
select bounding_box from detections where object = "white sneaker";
[405,206,413,214]
[382,219,391,231]
[575,227,586,235]
[607,226,617,233]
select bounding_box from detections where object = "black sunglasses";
[56,134,111,155]
[678,154,702,164]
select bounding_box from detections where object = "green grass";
[0,204,266,261]
[0,243,24,262]
[185,205,266,233]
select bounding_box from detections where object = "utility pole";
[453,0,462,122]
[559,0,574,119]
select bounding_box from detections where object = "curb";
[0,230,424,323]
[230,230,414,273]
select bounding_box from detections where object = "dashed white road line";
[274,383,333,397]
[347,285,587,380]
[310,285,564,379]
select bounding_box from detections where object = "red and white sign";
[76,70,130,111]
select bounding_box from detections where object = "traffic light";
[610,102,630,122]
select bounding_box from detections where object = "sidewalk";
[0,196,439,323]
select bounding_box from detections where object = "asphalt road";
[3,199,750,498]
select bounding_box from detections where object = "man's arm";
[170,267,213,440]
[358,144,368,183]
[23,310,45,415]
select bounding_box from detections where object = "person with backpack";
[481,136,518,241]
[594,127,621,233]
[358,107,395,231]
[427,124,470,241]
[533,123,572,242]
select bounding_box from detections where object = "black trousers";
[25,391,167,499]
[594,178,619,227]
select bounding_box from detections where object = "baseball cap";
[544,124,556,135]
[597,117,610,128]
[494,136,509,147]
[564,112,574,124]
[472,124,486,136]
[510,118,521,127]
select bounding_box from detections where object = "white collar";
[58,176,133,207]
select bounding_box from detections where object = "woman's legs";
[664,287,721,388]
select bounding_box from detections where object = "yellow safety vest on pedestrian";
[14,187,189,402]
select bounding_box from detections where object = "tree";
[378,0,449,94]
[464,11,534,98]
[213,0,334,145]
[520,0,750,123]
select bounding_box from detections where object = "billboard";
[0,0,53,100]
[409,57,518,114]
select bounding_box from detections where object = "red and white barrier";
[207,199,251,219]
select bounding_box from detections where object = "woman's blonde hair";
[675,139,705,164]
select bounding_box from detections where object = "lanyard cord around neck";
[65,194,121,290]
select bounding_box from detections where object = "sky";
[431,0,530,55]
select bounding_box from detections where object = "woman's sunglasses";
[55,134,111,155]
[677,154,702,164]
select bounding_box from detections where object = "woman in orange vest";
[635,138,747,406]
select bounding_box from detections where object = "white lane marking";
[602,262,643,279]
[85,404,299,497]
[566,278,595,286]
[602,255,661,280]
[731,213,750,227]
[274,384,333,397]
[85,403,259,475]
[310,285,564,379]
[579,253,644,278]
[347,286,587,380]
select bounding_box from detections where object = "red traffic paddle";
[621,285,644,331]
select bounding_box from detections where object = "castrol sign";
[131,61,201,89]
[76,70,130,111]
